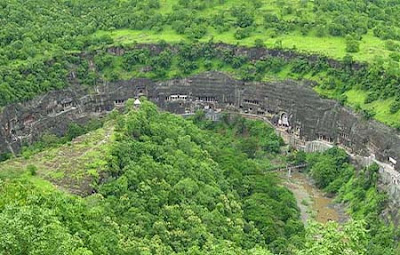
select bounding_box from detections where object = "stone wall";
[304,140,334,153]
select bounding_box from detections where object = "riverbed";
[282,171,347,224]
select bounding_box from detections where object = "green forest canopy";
[2,0,400,64]
[0,101,397,254]
[2,0,400,127]
[0,101,302,254]
[2,1,400,253]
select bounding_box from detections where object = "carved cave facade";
[0,72,399,172]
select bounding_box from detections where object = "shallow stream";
[282,171,347,224]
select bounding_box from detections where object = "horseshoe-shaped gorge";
[7,0,400,253]
[2,65,400,207]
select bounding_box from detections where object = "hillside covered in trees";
[2,0,400,127]
[1,101,298,254]
[3,0,400,63]
[2,0,400,254]
[0,101,398,254]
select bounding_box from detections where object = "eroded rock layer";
[2,72,398,169]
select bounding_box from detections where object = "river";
[282,171,348,225]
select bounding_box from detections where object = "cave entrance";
[279,112,290,127]
[114,99,125,106]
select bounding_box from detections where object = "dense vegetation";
[2,0,400,127]
[2,39,400,128]
[0,102,393,254]
[3,0,400,64]
[0,102,302,254]
[293,147,400,254]
[2,0,400,253]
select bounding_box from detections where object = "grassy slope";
[96,29,389,63]
[94,0,391,63]
[91,1,398,127]
[0,123,114,195]
[345,89,400,126]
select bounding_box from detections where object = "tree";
[296,220,368,255]
[346,36,360,53]
[255,39,265,48]
[361,109,376,120]
[185,24,207,39]
[234,27,252,40]
[315,25,326,37]
[264,13,279,28]
[308,147,349,189]
[390,100,400,114]
[232,6,254,28]
[0,204,82,255]
[240,65,257,81]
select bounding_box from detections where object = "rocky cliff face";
[1,72,399,169]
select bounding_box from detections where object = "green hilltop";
[2,0,400,127]
[3,0,400,63]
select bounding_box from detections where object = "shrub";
[27,164,38,176]
[0,153,11,162]
[185,24,207,39]
[316,25,326,37]
[385,40,400,51]
[274,39,283,49]
[254,39,264,48]
[338,94,347,105]
[346,36,360,53]
[389,52,400,62]
[204,59,213,70]
[361,109,376,119]
[234,27,251,40]
[364,93,379,104]
[390,100,400,114]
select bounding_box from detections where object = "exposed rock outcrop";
[1,71,398,168]
[1,71,400,214]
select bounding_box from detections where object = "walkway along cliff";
[1,71,400,217]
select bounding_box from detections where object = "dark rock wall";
[0,71,399,170]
